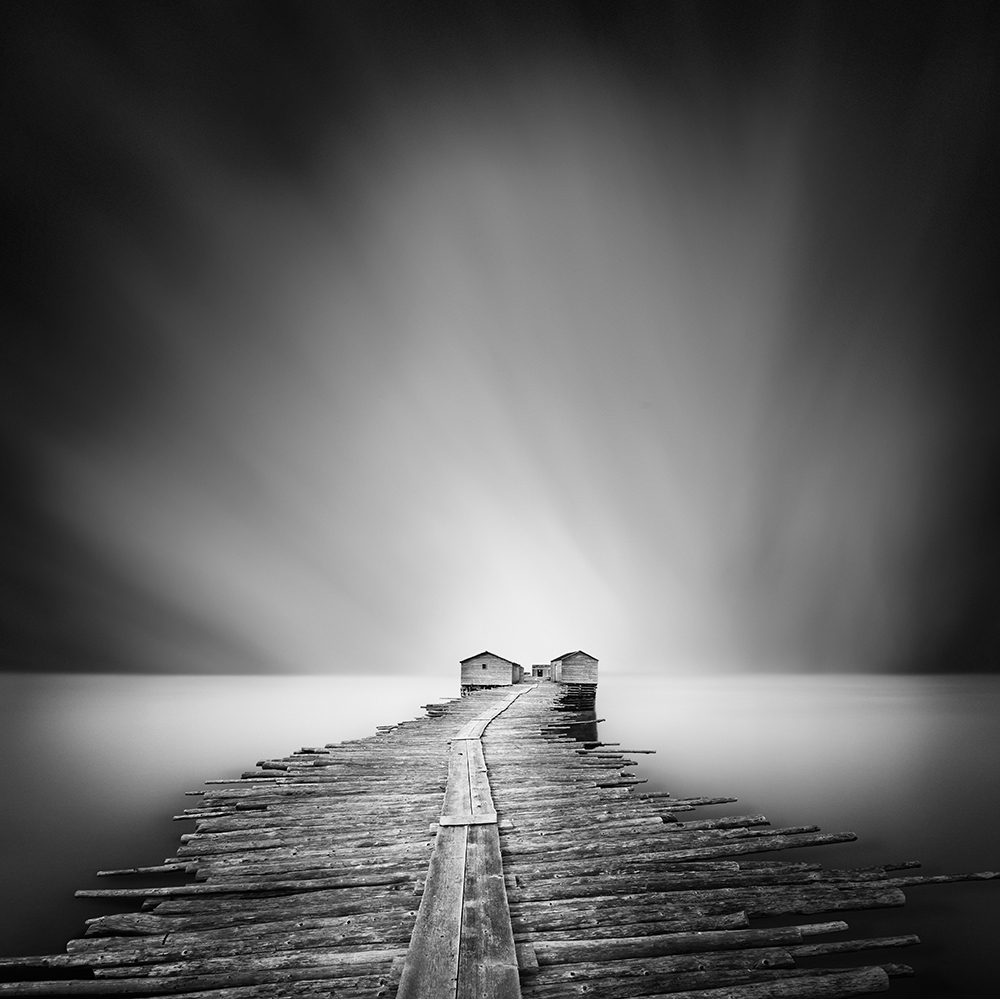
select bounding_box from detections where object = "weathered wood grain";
[643,965,891,997]
[395,824,468,998]
[457,824,520,999]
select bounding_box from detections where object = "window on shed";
[482,664,487,669]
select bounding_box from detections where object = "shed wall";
[461,656,514,687]
[561,654,598,684]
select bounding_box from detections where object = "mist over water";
[4,5,997,677]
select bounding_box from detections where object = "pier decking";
[1,681,996,998]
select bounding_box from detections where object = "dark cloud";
[1,1,998,674]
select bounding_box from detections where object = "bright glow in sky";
[37,62,951,675]
[5,7,995,676]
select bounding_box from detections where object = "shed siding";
[550,651,598,685]
[461,654,514,688]
[561,653,598,684]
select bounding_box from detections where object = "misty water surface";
[1,672,998,997]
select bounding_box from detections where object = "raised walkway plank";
[457,824,520,999]
[395,825,467,998]
[397,684,532,999]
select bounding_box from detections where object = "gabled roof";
[459,650,520,666]
[551,650,598,662]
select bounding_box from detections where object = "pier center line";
[397,684,536,999]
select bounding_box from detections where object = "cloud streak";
[2,4,997,674]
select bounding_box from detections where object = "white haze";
[41,60,951,675]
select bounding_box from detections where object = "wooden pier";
[1,681,997,998]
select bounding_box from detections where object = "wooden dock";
[2,681,997,998]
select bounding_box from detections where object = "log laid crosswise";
[1,680,997,998]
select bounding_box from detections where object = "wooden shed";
[549,649,599,685]
[531,664,552,680]
[460,651,523,693]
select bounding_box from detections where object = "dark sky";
[2,1,998,675]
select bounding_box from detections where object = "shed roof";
[552,650,598,662]
[459,650,520,666]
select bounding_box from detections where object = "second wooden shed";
[549,650,599,685]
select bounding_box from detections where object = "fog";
[2,4,997,675]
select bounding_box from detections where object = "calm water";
[1,672,998,996]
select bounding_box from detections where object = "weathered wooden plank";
[84,905,418,939]
[503,822,823,852]
[789,934,920,958]
[190,810,440,833]
[175,831,434,857]
[523,966,892,999]
[144,887,420,920]
[440,743,474,820]
[508,866,896,899]
[0,965,398,995]
[497,829,859,864]
[522,948,802,996]
[511,876,902,912]
[179,823,435,847]
[190,817,440,839]
[467,739,496,819]
[490,785,639,805]
[529,922,847,965]
[518,885,906,921]
[98,864,192,877]
[639,795,741,807]
[70,929,415,965]
[438,813,498,826]
[513,913,751,940]
[396,825,468,999]
[882,870,1000,887]
[196,858,428,881]
[456,823,520,999]
[74,910,416,953]
[93,945,406,979]
[179,841,433,866]
[640,966,890,998]
[200,782,446,799]
[76,871,417,899]
[0,955,92,971]
[84,913,173,937]
[96,975,393,999]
